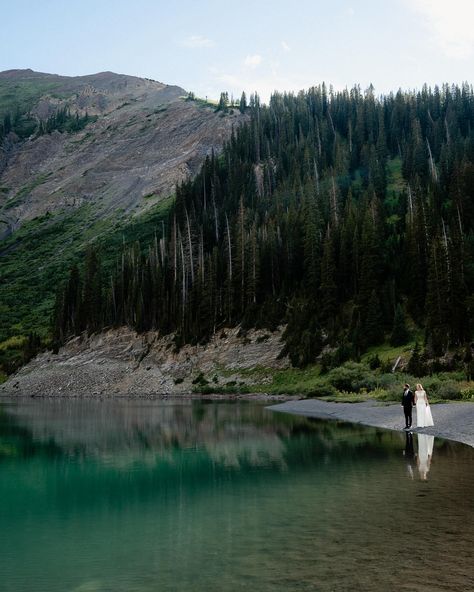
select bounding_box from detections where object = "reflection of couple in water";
[404,432,434,480]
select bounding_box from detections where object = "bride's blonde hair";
[416,383,423,391]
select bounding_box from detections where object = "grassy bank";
[191,341,474,403]
[193,362,474,402]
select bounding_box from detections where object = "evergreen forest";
[54,83,474,367]
[0,106,95,142]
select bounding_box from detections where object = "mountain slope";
[51,83,474,372]
[0,69,242,239]
[0,69,244,373]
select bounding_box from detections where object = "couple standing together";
[402,383,434,430]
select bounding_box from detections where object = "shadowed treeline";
[55,83,474,369]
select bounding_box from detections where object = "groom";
[401,383,415,429]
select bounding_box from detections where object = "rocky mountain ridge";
[0,69,244,239]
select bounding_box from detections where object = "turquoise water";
[0,398,473,592]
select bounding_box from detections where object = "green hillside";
[0,77,63,117]
[54,84,474,372]
[0,197,173,375]
[4,81,474,382]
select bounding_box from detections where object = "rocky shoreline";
[0,326,289,398]
[270,399,474,448]
[5,326,474,449]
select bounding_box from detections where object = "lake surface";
[1,398,473,592]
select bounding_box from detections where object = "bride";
[415,383,434,428]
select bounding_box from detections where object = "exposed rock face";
[0,327,289,397]
[0,70,252,388]
[0,69,244,238]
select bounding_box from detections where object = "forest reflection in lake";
[0,398,473,592]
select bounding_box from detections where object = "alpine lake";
[1,398,473,592]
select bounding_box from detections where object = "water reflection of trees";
[1,400,289,467]
[0,400,470,470]
[2,401,473,592]
[0,403,63,460]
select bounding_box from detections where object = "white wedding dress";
[415,389,434,428]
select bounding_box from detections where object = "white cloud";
[281,41,291,52]
[244,54,263,68]
[408,0,474,58]
[181,35,215,48]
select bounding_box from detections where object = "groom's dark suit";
[401,388,415,428]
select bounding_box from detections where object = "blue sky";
[1,0,474,102]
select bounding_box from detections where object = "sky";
[1,0,474,102]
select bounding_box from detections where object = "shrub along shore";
[192,341,474,402]
[192,361,474,402]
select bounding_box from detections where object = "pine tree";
[82,249,103,333]
[216,92,229,113]
[425,236,450,354]
[364,290,384,346]
[390,304,410,346]
[407,341,426,377]
[319,229,337,331]
[303,189,322,295]
[23,332,41,363]
[358,197,382,310]
[282,299,323,367]
[239,91,247,114]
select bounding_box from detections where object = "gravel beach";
[270,399,474,448]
